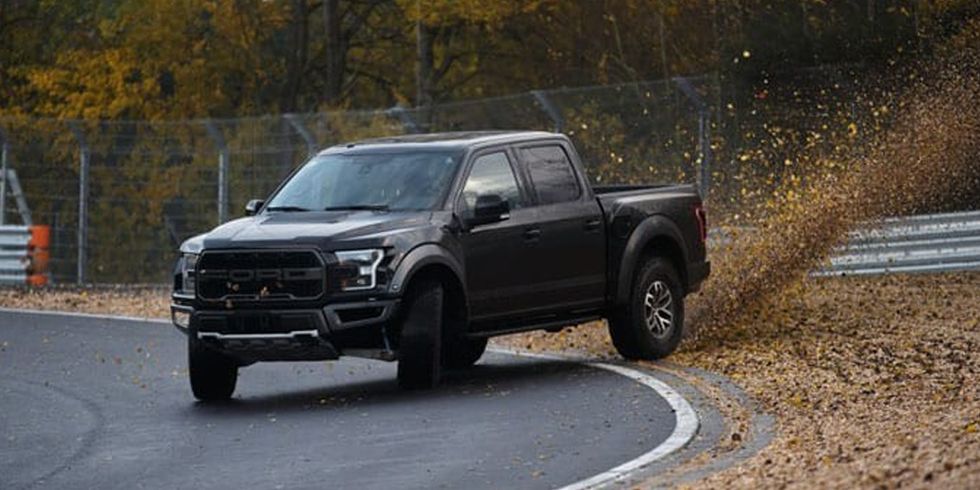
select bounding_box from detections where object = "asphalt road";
[0,310,680,490]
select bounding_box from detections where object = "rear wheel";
[188,336,238,401]
[397,278,443,389]
[608,257,685,360]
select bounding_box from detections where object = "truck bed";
[594,183,701,217]
[593,182,706,296]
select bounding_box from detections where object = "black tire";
[608,257,685,360]
[188,336,238,401]
[397,278,443,389]
[442,335,487,369]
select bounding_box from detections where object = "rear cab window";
[517,145,582,205]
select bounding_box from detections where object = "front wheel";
[188,337,238,401]
[397,278,443,389]
[608,257,685,360]
[442,336,487,369]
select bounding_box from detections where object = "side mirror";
[245,199,265,216]
[467,194,510,228]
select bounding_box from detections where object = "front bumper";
[171,298,400,362]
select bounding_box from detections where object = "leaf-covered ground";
[501,273,980,489]
[0,285,171,319]
[2,273,977,488]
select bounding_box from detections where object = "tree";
[397,0,549,106]
[12,0,288,120]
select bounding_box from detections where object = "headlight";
[179,253,199,295]
[333,249,384,291]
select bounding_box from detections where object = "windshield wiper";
[265,205,312,212]
[323,204,390,212]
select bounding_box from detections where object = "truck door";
[456,150,539,322]
[515,143,606,314]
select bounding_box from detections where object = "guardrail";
[0,225,49,285]
[708,210,980,276]
[818,210,980,276]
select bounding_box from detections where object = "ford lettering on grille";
[197,250,325,302]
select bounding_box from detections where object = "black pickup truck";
[171,131,709,400]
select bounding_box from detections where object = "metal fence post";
[672,77,712,196]
[204,121,229,224]
[698,109,712,197]
[67,122,89,284]
[0,125,8,226]
[284,113,317,159]
[532,90,565,133]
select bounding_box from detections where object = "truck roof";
[319,130,559,155]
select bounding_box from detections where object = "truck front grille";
[197,250,325,302]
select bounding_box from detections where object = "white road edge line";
[488,347,699,490]
[0,308,699,489]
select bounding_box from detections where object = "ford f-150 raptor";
[171,131,710,401]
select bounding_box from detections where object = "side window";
[460,152,524,218]
[520,145,581,205]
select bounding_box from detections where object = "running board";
[466,315,602,339]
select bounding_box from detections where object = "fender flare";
[615,215,690,306]
[389,243,466,297]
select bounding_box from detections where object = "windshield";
[265,151,461,212]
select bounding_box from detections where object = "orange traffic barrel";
[27,225,50,286]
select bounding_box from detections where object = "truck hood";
[181,210,435,252]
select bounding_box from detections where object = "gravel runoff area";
[1,273,978,489]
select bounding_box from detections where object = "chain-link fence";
[0,76,719,284]
[1,67,891,285]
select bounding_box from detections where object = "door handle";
[584,219,601,232]
[523,227,542,241]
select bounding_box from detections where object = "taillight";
[694,203,707,245]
